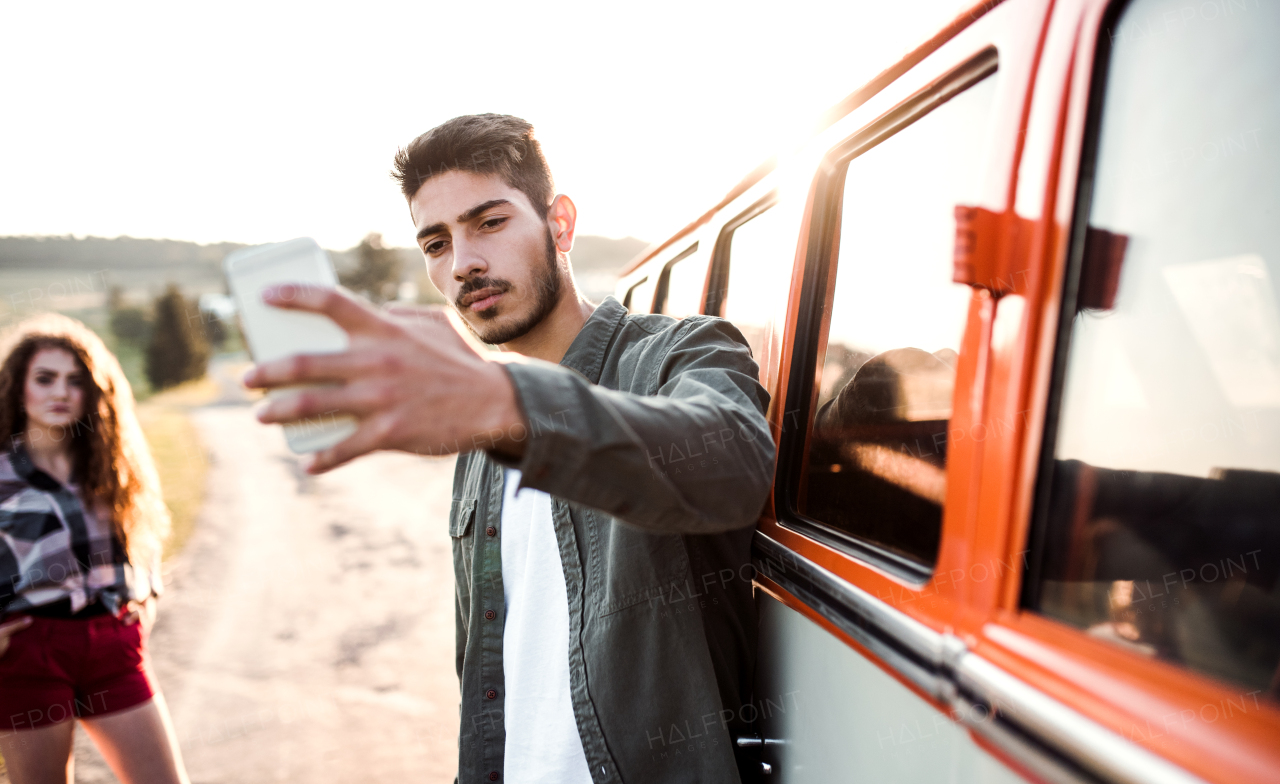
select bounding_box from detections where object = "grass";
[135,376,218,561]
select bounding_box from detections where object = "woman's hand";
[121,597,157,634]
[0,615,33,658]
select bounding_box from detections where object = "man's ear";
[547,194,577,254]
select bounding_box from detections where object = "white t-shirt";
[500,469,593,784]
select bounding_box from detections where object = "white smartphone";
[224,237,359,454]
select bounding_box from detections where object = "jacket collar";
[558,297,627,385]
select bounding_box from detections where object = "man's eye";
[480,217,507,230]
[424,239,449,256]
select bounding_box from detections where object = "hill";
[0,233,648,303]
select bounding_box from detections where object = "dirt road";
[66,375,461,782]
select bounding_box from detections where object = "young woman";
[0,313,188,784]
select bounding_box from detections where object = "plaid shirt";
[0,443,160,618]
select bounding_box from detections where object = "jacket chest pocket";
[586,509,691,617]
[450,498,477,601]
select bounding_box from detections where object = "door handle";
[735,735,786,747]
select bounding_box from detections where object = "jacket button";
[485,689,497,700]
[484,610,496,621]
[488,773,499,781]
[486,526,497,537]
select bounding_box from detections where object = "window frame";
[621,275,649,312]
[652,242,701,316]
[706,194,778,318]
[776,47,1000,585]
[1018,0,1120,613]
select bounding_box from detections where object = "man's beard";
[454,229,562,345]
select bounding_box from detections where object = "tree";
[145,284,210,390]
[110,306,153,347]
[339,233,402,305]
[108,285,153,347]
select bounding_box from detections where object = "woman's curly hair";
[0,313,170,564]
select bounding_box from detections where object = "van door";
[746,0,1053,781]
[973,0,1280,781]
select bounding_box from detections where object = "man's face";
[410,170,561,344]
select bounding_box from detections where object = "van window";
[793,72,997,572]
[716,203,792,359]
[1025,0,1280,694]
[654,243,703,317]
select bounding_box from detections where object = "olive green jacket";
[450,296,774,784]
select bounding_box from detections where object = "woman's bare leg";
[0,720,75,784]
[79,694,189,784]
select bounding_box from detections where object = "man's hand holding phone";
[243,284,525,473]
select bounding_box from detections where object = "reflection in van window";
[1028,0,1280,694]
[722,205,793,359]
[796,73,997,569]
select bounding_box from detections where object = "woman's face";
[24,348,87,434]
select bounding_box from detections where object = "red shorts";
[0,613,155,731]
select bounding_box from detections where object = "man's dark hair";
[391,114,554,218]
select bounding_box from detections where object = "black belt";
[22,598,111,619]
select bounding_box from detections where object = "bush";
[110,306,153,346]
[339,233,403,305]
[145,285,210,390]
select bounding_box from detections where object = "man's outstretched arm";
[493,317,774,535]
[246,286,774,534]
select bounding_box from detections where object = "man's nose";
[451,235,489,281]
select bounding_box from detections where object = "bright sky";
[0,0,974,251]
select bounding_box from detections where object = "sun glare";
[0,0,977,250]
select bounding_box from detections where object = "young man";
[246,114,774,784]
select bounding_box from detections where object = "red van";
[616,0,1280,781]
